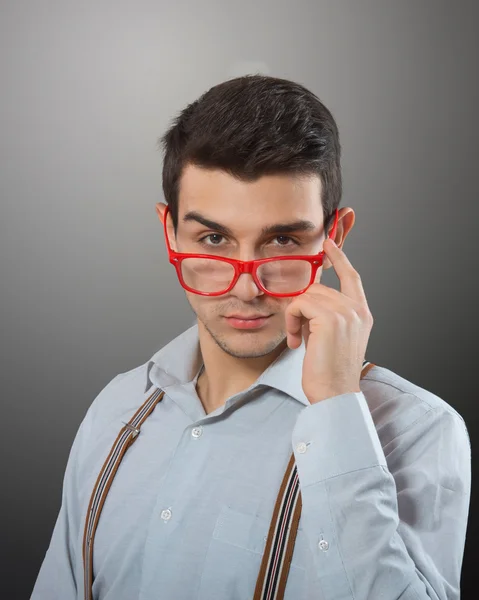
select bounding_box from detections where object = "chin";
[213,328,286,359]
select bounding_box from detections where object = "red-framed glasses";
[162,205,339,297]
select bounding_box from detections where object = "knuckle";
[351,271,362,282]
[358,304,373,322]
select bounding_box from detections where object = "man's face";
[165,164,327,360]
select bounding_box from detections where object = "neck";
[195,320,287,415]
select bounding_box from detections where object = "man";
[31,75,471,600]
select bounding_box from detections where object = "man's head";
[156,74,355,360]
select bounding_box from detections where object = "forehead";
[177,164,323,228]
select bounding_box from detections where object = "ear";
[322,208,355,270]
[155,202,168,224]
[156,202,178,252]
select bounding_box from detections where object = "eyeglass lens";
[180,257,312,294]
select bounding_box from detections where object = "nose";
[228,272,264,301]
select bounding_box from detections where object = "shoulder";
[360,363,469,451]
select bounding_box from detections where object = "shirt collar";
[144,323,310,406]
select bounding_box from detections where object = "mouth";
[224,315,272,330]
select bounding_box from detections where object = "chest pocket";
[197,504,307,600]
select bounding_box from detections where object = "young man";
[32,75,470,600]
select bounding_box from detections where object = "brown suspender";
[82,387,164,599]
[82,361,376,600]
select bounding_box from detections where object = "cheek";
[185,293,219,315]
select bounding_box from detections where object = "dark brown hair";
[159,74,342,235]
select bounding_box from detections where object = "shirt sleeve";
[30,374,125,600]
[291,391,471,600]
[30,413,91,600]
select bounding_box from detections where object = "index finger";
[323,238,368,304]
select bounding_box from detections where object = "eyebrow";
[182,211,318,236]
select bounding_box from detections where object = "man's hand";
[284,238,374,404]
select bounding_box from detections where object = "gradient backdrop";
[1,1,477,598]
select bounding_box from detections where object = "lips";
[226,315,269,320]
[225,315,271,329]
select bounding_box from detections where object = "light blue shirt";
[31,324,471,600]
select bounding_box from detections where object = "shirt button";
[318,539,329,551]
[296,442,308,454]
[160,508,172,521]
[192,426,203,439]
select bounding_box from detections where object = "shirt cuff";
[291,392,387,487]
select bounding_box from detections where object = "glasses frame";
[162,205,339,297]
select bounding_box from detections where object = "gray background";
[1,0,477,597]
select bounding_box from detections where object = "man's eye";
[198,234,224,246]
[274,236,295,246]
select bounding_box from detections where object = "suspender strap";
[82,387,165,600]
[253,452,302,600]
[82,361,376,600]
[253,360,376,600]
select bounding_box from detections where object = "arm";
[30,373,126,600]
[30,412,92,600]
[291,391,471,600]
